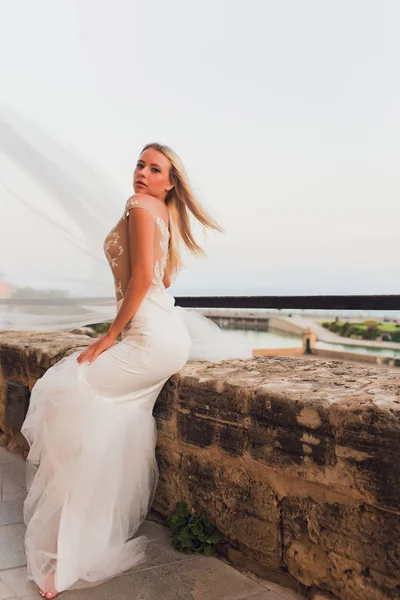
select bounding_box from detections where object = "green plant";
[352,326,365,336]
[391,330,400,343]
[362,325,381,340]
[167,501,223,556]
[363,319,379,327]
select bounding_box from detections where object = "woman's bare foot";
[38,572,59,598]
[38,587,59,598]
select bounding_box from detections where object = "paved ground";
[0,446,305,600]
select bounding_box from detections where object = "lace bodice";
[104,196,170,303]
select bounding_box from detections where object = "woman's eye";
[152,168,160,173]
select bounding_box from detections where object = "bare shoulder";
[125,194,169,223]
[125,193,154,209]
[128,193,154,203]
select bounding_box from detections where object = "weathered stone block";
[218,422,245,456]
[177,412,216,447]
[178,378,249,423]
[181,451,282,569]
[248,421,302,467]
[182,452,216,502]
[154,416,175,440]
[153,441,185,515]
[248,422,335,468]
[282,496,400,600]
[249,388,335,468]
[0,346,27,380]
[153,376,179,421]
[330,397,400,512]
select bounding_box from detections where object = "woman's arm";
[107,206,155,339]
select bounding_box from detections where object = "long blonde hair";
[141,142,224,283]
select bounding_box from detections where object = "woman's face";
[133,148,173,201]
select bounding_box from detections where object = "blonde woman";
[21,143,227,598]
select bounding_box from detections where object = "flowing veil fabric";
[0,104,121,330]
[0,104,252,356]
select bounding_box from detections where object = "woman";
[21,142,225,598]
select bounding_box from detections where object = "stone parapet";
[1,332,399,599]
[153,356,400,600]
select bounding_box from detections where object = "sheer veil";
[0,104,253,361]
[0,104,140,331]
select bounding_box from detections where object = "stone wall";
[1,332,400,600]
[153,357,400,600]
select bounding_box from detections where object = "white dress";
[21,197,192,593]
[21,196,252,593]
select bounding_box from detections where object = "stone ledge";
[154,357,400,600]
[1,334,400,600]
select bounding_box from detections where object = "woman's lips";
[136,181,147,187]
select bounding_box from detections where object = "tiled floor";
[0,447,305,600]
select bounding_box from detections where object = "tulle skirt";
[21,290,191,593]
[21,289,252,593]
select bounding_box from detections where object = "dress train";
[21,290,252,593]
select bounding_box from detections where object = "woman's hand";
[76,332,117,365]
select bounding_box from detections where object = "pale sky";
[0,0,399,297]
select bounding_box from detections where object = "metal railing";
[1,294,399,310]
